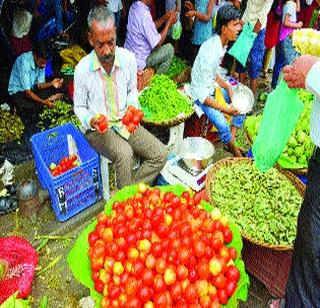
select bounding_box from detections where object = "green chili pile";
[38,100,80,131]
[138,75,193,122]
[165,56,189,79]
[210,162,302,246]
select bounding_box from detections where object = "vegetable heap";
[88,184,244,307]
[49,154,80,176]
[138,75,193,122]
[0,110,24,143]
[245,89,315,169]
[292,28,320,57]
[165,56,189,79]
[38,100,80,131]
[210,162,302,246]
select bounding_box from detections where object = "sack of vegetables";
[68,184,249,307]
[205,158,305,250]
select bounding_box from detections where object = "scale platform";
[160,155,212,191]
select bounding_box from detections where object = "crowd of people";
[2,1,320,306]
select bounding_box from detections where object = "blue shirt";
[8,51,46,95]
[192,0,214,45]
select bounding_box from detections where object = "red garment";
[299,2,318,27]
[264,7,282,49]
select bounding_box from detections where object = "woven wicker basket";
[205,157,306,251]
[137,68,155,92]
[142,110,195,127]
[172,66,191,84]
[244,129,308,176]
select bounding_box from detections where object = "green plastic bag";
[171,21,182,40]
[252,80,304,172]
[227,22,257,67]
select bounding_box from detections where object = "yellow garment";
[211,87,231,133]
[60,45,87,68]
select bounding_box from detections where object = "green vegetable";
[138,75,193,122]
[165,56,188,79]
[210,161,302,246]
[38,100,80,131]
[0,110,25,143]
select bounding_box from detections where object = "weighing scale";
[160,155,213,191]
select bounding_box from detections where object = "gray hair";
[87,5,115,31]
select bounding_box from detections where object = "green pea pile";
[0,110,25,143]
[138,75,193,122]
[38,100,80,131]
[210,162,302,246]
[245,89,315,168]
[165,56,188,79]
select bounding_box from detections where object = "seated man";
[8,41,63,132]
[73,6,168,189]
[190,5,244,157]
[124,0,176,74]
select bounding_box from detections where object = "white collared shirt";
[190,35,227,104]
[242,0,274,30]
[73,47,138,132]
[306,61,320,147]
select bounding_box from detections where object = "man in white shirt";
[73,6,167,189]
[238,0,274,94]
[272,54,320,308]
[190,5,244,157]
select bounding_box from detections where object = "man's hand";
[283,55,319,89]
[225,106,240,116]
[48,93,63,102]
[297,21,303,29]
[90,114,108,133]
[51,78,64,89]
[185,10,197,18]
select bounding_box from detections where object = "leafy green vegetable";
[165,56,188,79]
[139,75,193,122]
[0,110,25,143]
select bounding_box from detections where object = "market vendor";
[190,5,244,157]
[124,0,177,74]
[268,55,320,308]
[8,42,63,130]
[73,5,167,189]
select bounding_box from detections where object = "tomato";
[138,286,152,302]
[154,293,167,307]
[163,191,174,203]
[151,243,162,258]
[188,268,198,283]
[164,267,177,285]
[217,288,229,305]
[133,260,145,278]
[173,208,182,221]
[88,231,99,247]
[97,120,108,133]
[116,250,126,263]
[197,261,210,280]
[185,284,198,304]
[193,240,206,258]
[157,224,169,238]
[108,283,122,299]
[145,254,156,269]
[125,277,139,296]
[153,274,167,293]
[142,268,154,286]
[178,247,191,265]
[229,247,237,260]
[94,279,104,293]
[108,242,119,257]
[127,123,136,133]
[170,281,183,301]
[171,196,181,208]
[182,191,191,200]
[192,192,202,205]
[101,297,111,308]
[126,296,141,308]
[225,280,237,297]
[91,270,100,282]
[181,236,192,248]
[219,246,230,263]
[101,227,113,243]
[155,258,167,274]
[213,273,227,289]
[137,110,144,121]
[226,265,240,282]
[222,228,233,244]
[122,114,131,125]
[177,264,189,280]
[133,114,141,126]
[127,234,137,247]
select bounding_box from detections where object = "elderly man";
[124,0,176,74]
[238,0,274,94]
[74,5,167,189]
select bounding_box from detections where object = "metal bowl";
[177,137,215,172]
[231,84,254,114]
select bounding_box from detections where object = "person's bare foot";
[267,298,285,308]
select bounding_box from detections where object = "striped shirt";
[73,47,138,135]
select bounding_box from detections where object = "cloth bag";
[252,80,304,172]
[228,22,257,67]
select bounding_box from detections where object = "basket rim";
[205,157,306,251]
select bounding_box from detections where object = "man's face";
[34,55,47,69]
[224,19,241,42]
[88,19,116,65]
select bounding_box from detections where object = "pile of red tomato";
[88,184,241,307]
[49,154,79,177]
[122,106,144,133]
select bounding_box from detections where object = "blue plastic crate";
[31,123,102,221]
